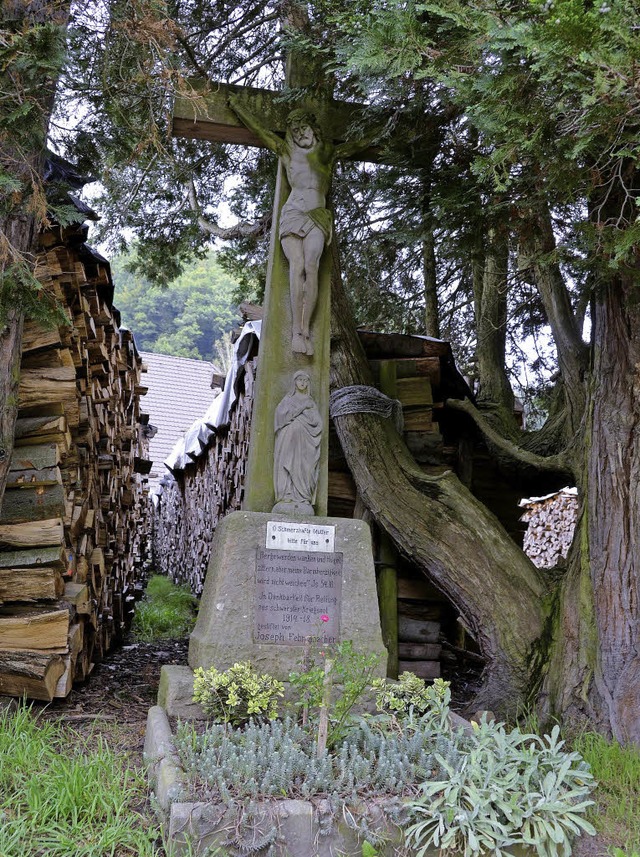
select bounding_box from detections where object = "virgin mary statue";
[272,371,323,515]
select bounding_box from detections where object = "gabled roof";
[139,351,220,483]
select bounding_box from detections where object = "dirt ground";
[37,638,189,765]
[33,639,613,857]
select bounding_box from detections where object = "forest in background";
[111,250,239,364]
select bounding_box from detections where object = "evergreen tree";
[2,0,640,739]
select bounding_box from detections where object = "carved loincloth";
[279,204,333,245]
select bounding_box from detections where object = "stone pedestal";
[188,511,387,679]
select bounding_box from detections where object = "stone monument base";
[188,510,387,680]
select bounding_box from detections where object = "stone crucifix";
[173,83,380,516]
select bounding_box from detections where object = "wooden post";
[316,656,333,757]
[377,360,399,679]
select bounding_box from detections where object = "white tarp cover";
[163,321,261,474]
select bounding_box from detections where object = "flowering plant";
[288,639,382,749]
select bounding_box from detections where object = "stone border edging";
[143,705,187,812]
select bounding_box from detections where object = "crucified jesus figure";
[229,97,365,356]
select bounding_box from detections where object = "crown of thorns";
[286,109,319,131]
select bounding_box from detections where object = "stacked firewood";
[0,220,150,701]
[328,338,451,516]
[153,359,257,595]
[396,573,443,680]
[520,488,578,569]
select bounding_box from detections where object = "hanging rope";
[329,385,404,433]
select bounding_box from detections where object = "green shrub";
[373,673,450,724]
[406,719,596,857]
[193,661,284,726]
[132,574,197,641]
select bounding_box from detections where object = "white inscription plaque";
[266,521,335,553]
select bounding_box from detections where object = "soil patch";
[36,638,188,764]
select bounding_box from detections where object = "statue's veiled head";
[292,370,311,395]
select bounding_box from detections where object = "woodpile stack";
[153,359,257,595]
[519,488,578,568]
[328,334,452,516]
[0,219,151,701]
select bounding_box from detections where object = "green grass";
[572,731,640,852]
[0,704,160,857]
[132,574,197,642]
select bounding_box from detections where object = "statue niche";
[272,371,322,515]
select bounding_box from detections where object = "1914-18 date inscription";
[254,548,343,645]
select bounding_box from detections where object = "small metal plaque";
[254,548,342,646]
[266,521,335,553]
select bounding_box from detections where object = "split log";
[14,415,71,451]
[0,545,66,569]
[0,651,65,701]
[0,607,69,652]
[0,519,65,548]
[0,483,67,524]
[0,567,64,603]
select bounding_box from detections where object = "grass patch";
[0,704,160,857]
[572,731,640,851]
[132,574,197,642]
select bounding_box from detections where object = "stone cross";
[173,82,382,516]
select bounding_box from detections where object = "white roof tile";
[139,351,219,483]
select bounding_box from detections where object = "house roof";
[139,351,220,483]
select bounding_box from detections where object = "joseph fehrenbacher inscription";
[254,548,342,645]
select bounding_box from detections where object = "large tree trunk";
[518,200,588,439]
[542,274,640,743]
[473,222,514,415]
[329,244,548,717]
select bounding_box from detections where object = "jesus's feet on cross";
[304,333,314,356]
[292,332,307,354]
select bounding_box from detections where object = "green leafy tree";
[112,251,238,361]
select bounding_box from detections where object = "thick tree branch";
[329,241,549,717]
[446,397,575,482]
[517,199,588,433]
[186,178,271,240]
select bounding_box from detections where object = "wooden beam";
[172,81,380,161]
